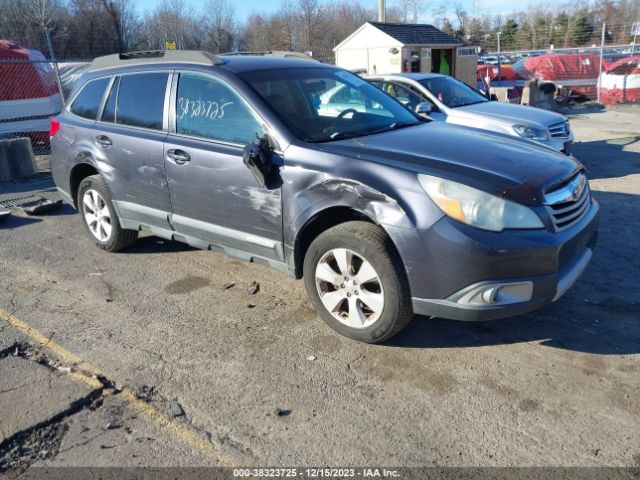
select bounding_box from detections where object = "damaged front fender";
[282,148,442,276]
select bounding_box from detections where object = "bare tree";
[203,0,236,53]
[101,0,138,52]
[453,3,468,35]
[298,0,320,53]
[397,0,423,23]
[272,0,298,51]
[0,0,69,54]
[240,13,270,52]
[22,0,65,28]
[2,0,637,61]
[432,1,448,28]
[140,0,205,50]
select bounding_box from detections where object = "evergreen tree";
[570,14,594,46]
[501,19,519,51]
[552,12,570,47]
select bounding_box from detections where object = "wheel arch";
[292,205,406,279]
[69,161,100,208]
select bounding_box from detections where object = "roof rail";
[219,51,318,62]
[88,50,223,72]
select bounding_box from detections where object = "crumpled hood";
[316,122,582,206]
[454,101,567,128]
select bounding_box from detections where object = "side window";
[101,77,119,123]
[387,83,422,109]
[319,83,383,116]
[330,85,365,105]
[117,73,168,130]
[176,73,263,144]
[70,78,110,120]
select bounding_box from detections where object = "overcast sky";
[135,0,519,24]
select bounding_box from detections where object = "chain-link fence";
[0,53,89,156]
[476,22,640,108]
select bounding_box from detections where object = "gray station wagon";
[51,50,599,343]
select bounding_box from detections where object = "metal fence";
[479,22,640,108]
[0,59,89,156]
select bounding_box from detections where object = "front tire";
[303,221,413,343]
[77,174,138,252]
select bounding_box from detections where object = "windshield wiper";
[305,130,371,143]
[305,122,421,143]
[370,121,421,134]
[452,100,486,108]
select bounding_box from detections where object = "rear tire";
[303,221,413,343]
[77,174,138,252]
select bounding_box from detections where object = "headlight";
[418,174,544,232]
[513,125,550,141]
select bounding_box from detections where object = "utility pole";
[44,27,65,107]
[378,0,386,23]
[497,31,502,84]
[598,22,605,103]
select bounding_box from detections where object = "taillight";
[50,118,60,138]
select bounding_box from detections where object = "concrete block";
[521,80,556,110]
[491,87,510,103]
[0,138,38,181]
[0,356,95,443]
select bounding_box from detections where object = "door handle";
[167,149,190,165]
[96,135,112,148]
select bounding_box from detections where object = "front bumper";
[404,199,599,321]
[541,132,574,155]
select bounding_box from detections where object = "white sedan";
[367,73,574,154]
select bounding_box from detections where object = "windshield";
[418,76,488,108]
[240,68,421,142]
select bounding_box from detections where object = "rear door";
[93,71,172,228]
[163,71,283,261]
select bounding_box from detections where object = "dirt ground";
[0,108,639,474]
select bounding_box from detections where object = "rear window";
[116,73,168,130]
[70,78,110,120]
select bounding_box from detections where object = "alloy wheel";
[82,189,112,242]
[315,248,385,329]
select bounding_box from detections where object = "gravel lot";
[0,108,639,473]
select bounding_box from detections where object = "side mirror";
[243,134,281,190]
[489,93,499,101]
[415,102,433,115]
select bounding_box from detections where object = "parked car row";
[483,45,637,65]
[50,50,599,342]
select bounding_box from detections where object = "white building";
[334,22,478,87]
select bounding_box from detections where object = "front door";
[386,81,447,122]
[164,71,283,261]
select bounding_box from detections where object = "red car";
[0,40,63,150]
[512,53,608,100]
[599,56,640,105]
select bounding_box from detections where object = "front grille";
[544,174,591,232]
[549,121,570,138]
